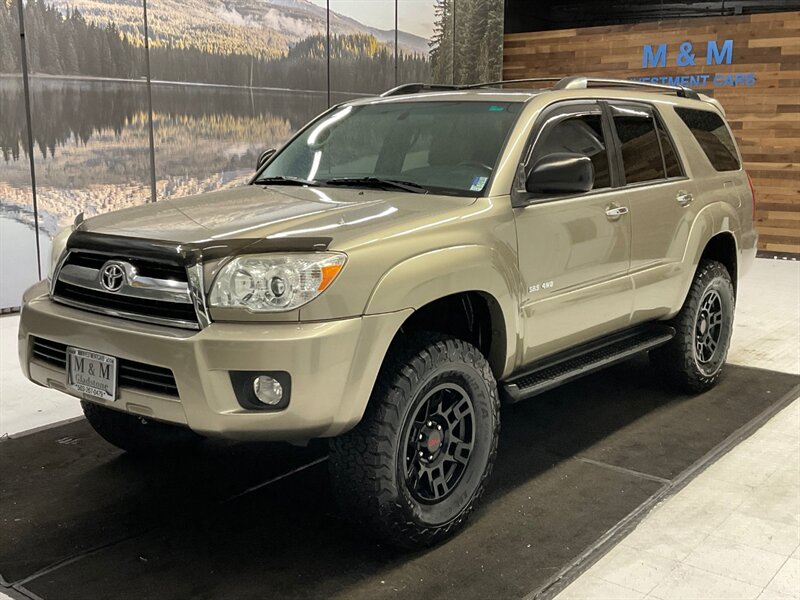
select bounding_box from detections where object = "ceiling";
[504,0,800,33]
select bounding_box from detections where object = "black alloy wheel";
[695,289,724,365]
[650,259,735,393]
[329,333,500,548]
[405,383,475,503]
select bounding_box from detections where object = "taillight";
[746,172,757,222]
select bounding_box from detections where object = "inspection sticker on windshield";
[470,176,488,191]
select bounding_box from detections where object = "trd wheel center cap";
[426,431,442,453]
[699,318,708,335]
[418,420,445,461]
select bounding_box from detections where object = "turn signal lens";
[319,264,343,292]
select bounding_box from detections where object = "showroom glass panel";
[614,114,666,184]
[452,0,504,85]
[530,114,611,190]
[147,0,327,201]
[329,0,396,97]
[0,1,47,309]
[22,0,153,257]
[675,107,741,172]
[656,116,684,178]
[397,0,440,85]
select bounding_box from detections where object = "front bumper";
[19,281,410,441]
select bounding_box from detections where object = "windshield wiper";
[323,177,429,194]
[254,176,319,187]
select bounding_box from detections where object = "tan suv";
[18,76,757,547]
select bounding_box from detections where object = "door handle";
[605,205,629,219]
[676,190,694,207]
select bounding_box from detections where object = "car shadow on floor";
[2,356,798,600]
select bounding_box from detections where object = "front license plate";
[66,347,117,402]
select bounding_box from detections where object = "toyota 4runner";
[19,76,757,548]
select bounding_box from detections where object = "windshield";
[256,101,523,195]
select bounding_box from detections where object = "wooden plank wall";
[504,12,800,254]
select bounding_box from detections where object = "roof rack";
[553,76,701,100]
[460,77,564,89]
[380,83,460,97]
[380,78,561,97]
[380,75,701,100]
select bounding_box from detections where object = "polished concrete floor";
[553,258,800,600]
[554,401,799,600]
[1,258,798,600]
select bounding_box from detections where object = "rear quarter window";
[675,107,741,171]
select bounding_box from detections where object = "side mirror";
[526,152,594,195]
[256,148,276,171]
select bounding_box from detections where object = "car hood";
[80,184,473,250]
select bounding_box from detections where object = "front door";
[513,102,633,365]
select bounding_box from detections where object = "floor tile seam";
[591,551,683,597]
[754,552,797,595]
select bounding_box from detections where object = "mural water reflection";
[0,76,326,306]
[1,76,325,235]
[150,82,328,200]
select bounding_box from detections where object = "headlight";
[48,226,73,281]
[208,253,346,312]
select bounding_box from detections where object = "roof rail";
[380,76,702,100]
[460,77,564,89]
[380,83,460,97]
[380,78,561,97]
[553,76,701,100]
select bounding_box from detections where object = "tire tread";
[329,333,500,548]
[651,259,735,393]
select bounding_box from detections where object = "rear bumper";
[739,228,758,279]
[19,281,409,441]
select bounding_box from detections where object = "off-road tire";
[328,333,500,549]
[651,259,735,393]
[81,400,202,454]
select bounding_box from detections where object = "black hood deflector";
[66,230,333,266]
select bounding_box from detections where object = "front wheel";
[651,259,735,393]
[329,334,500,548]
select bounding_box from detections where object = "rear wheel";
[81,401,201,454]
[329,333,500,548]
[651,259,735,393]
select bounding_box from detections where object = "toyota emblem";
[99,262,126,292]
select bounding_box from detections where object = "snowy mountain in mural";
[44,0,430,55]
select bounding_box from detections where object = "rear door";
[513,101,633,364]
[607,102,699,322]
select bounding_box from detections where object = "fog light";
[253,375,283,406]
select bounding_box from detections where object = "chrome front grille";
[66,252,188,282]
[52,250,200,330]
[30,337,179,397]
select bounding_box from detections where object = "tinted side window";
[614,114,664,184]
[530,114,611,190]
[656,117,683,178]
[675,107,740,171]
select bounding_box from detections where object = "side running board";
[501,324,676,403]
